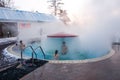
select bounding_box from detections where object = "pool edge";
[49,49,115,63]
[6,44,115,63]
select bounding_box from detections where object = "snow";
[0,37,17,45]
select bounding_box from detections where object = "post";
[20,50,23,64]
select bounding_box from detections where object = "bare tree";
[47,0,64,15]
[0,0,13,8]
[47,0,70,24]
[58,9,70,24]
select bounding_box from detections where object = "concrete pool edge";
[6,45,115,63]
[5,45,30,59]
[49,50,115,63]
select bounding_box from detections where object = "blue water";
[13,38,109,60]
[22,48,108,60]
[13,47,108,60]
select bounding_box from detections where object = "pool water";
[22,50,108,60]
[13,40,109,60]
[19,46,108,60]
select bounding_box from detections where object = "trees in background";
[47,0,64,16]
[0,0,13,7]
[47,0,70,24]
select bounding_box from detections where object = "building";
[0,7,65,43]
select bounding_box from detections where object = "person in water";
[19,40,25,50]
[61,41,68,54]
[54,50,59,60]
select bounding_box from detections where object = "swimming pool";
[12,41,110,60]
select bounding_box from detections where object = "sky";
[13,0,48,13]
[13,0,120,34]
[13,0,87,13]
[13,0,120,25]
[13,0,91,23]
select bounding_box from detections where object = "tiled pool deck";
[20,45,120,80]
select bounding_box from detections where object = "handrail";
[20,45,38,65]
[33,46,45,59]
[30,46,37,59]
[21,45,46,64]
[21,46,38,59]
[39,46,46,59]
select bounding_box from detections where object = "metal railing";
[21,46,37,60]
[21,45,46,62]
[33,46,46,59]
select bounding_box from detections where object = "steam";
[65,0,120,54]
[18,0,120,57]
[18,21,65,44]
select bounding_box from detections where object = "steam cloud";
[67,0,120,54]
[18,0,120,56]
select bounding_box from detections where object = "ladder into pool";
[20,46,46,64]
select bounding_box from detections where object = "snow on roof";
[0,7,57,22]
[47,32,78,38]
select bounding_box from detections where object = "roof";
[47,32,78,38]
[0,7,57,22]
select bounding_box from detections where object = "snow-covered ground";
[0,37,17,45]
[2,48,17,63]
[0,37,17,63]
